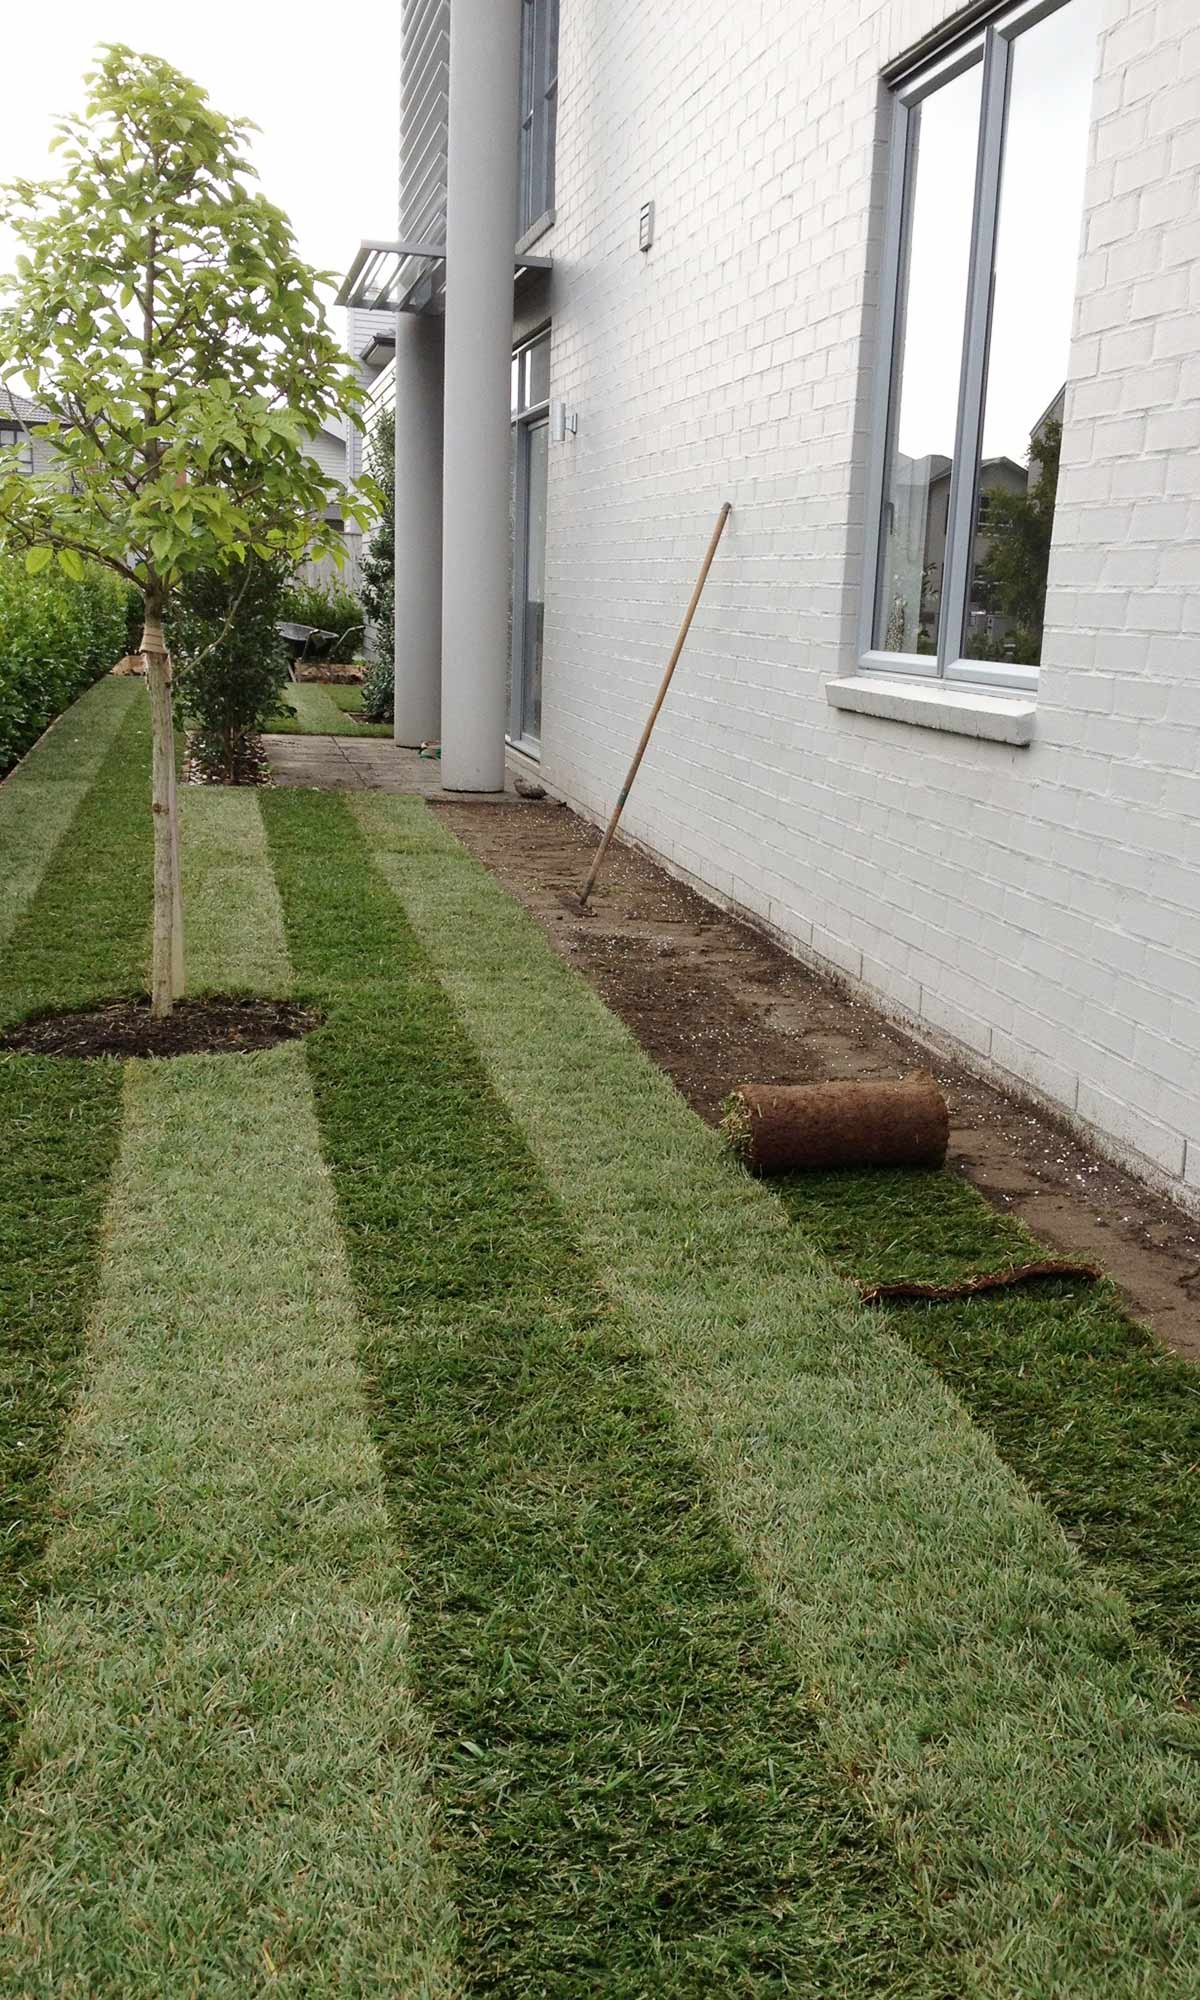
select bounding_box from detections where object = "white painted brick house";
[343,0,1200,1202]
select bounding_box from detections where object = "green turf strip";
[0,676,139,954]
[774,1165,1200,1684]
[263,787,949,1999]
[0,685,153,1029]
[0,1045,459,1997]
[0,683,151,1780]
[270,682,392,737]
[179,787,292,995]
[361,793,1200,1998]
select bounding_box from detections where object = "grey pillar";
[393,311,444,747]
[440,0,522,792]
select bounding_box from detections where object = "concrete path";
[262,733,514,800]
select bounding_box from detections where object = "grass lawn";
[268,680,392,737]
[1,676,1199,1995]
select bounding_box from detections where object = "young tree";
[0,46,375,1012]
[968,421,1062,664]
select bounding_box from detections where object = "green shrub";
[0,555,126,777]
[359,408,394,723]
[278,579,363,663]
[171,557,291,780]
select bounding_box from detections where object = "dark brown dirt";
[434,797,1200,1364]
[1,996,318,1060]
[182,730,272,788]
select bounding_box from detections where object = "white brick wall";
[533,0,1200,1196]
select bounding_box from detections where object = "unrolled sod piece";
[722,1072,949,1174]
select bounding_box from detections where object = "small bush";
[0,555,127,777]
[171,557,291,781]
[278,580,363,663]
[359,408,394,724]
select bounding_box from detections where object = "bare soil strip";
[434,797,1200,1361]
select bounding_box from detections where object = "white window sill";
[516,210,556,257]
[826,675,1035,747]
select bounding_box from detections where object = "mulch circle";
[0,996,320,1061]
[183,730,273,788]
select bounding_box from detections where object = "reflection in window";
[964,0,1101,666]
[877,59,981,657]
[871,0,1102,682]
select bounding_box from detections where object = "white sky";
[0,4,400,370]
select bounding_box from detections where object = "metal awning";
[336,238,552,318]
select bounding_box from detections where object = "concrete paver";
[262,733,514,800]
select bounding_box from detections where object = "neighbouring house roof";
[0,386,50,427]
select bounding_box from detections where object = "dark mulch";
[0,996,319,1060]
[182,730,272,788]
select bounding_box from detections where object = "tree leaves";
[0,46,372,602]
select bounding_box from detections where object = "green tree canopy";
[0,46,378,1010]
[968,420,1061,665]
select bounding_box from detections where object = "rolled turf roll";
[722,1072,949,1175]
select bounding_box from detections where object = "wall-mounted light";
[639,200,655,252]
[550,400,577,443]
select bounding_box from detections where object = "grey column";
[440,0,522,792]
[392,311,444,747]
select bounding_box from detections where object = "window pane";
[521,420,549,740]
[876,59,982,656]
[962,0,1101,667]
[527,334,550,405]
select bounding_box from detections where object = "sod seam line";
[0,682,151,1791]
[0,788,459,1996]
[771,1163,1200,1684]
[262,786,959,1998]
[354,788,1200,1998]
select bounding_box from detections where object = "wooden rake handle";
[579,501,732,905]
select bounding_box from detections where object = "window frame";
[518,0,559,239]
[859,0,1089,696]
[509,329,552,751]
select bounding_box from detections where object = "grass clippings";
[357,789,1200,1999]
[776,1165,1200,1684]
[264,788,952,1999]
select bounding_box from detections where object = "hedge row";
[0,556,128,778]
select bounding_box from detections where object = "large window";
[863,0,1102,690]
[519,0,559,237]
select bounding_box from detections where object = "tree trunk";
[141,594,185,1016]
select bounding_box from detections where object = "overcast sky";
[0,4,400,359]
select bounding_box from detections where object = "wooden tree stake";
[580,501,732,906]
[142,610,185,1015]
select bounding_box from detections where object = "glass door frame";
[509,331,551,753]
